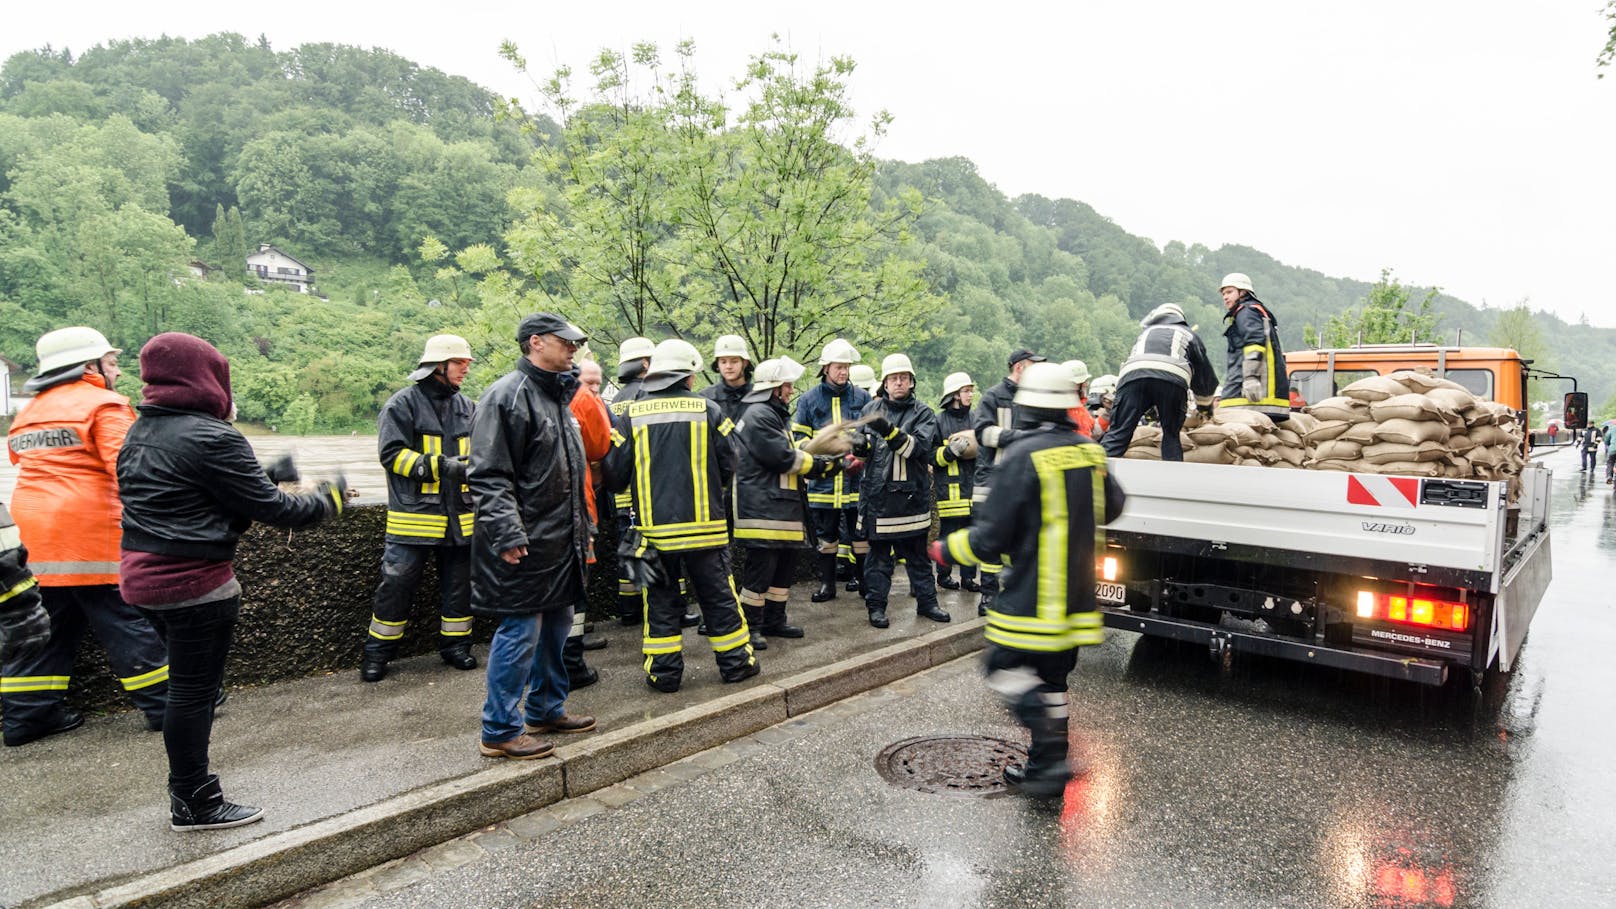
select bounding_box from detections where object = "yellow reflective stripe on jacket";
[0,675,71,693]
[1069,610,1104,646]
[457,512,475,538]
[386,511,449,539]
[421,434,442,495]
[946,528,982,567]
[643,532,730,552]
[0,575,40,604]
[633,422,653,524]
[690,421,708,524]
[121,664,169,691]
[391,449,422,477]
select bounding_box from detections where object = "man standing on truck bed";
[1217,273,1291,421]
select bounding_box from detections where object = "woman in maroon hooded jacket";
[117,332,346,831]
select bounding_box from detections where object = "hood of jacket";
[137,332,232,419]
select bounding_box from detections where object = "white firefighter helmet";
[751,356,806,393]
[618,336,655,364]
[879,353,915,383]
[849,363,879,394]
[710,334,752,367]
[1061,359,1091,386]
[644,338,703,391]
[941,371,974,401]
[408,334,474,381]
[35,326,120,376]
[818,338,860,366]
[1014,362,1081,410]
[1090,374,1118,396]
[1220,273,1254,293]
[1141,302,1186,326]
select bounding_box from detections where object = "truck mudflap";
[1103,611,1450,686]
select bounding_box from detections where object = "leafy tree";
[1599,1,1616,76]
[1304,268,1442,347]
[280,393,318,435]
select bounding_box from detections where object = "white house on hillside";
[247,245,315,294]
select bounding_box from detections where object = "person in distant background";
[1580,419,1599,471]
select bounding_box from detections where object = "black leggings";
[141,597,239,792]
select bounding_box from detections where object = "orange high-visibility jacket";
[6,374,135,586]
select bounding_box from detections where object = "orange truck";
[1097,345,1568,689]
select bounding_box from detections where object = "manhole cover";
[875,734,1027,797]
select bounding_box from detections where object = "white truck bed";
[1105,460,1550,594]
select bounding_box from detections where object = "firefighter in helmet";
[792,338,871,602]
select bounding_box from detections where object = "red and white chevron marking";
[1346,474,1419,508]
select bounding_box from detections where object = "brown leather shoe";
[524,713,597,735]
[478,734,555,759]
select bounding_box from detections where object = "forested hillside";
[3,33,1611,431]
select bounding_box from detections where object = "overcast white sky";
[6,2,1614,325]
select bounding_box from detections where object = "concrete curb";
[43,619,985,909]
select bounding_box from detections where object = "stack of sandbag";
[1301,369,1526,499]
[1122,409,1307,468]
[1122,424,1166,461]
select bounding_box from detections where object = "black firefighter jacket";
[971,377,1022,503]
[933,404,975,519]
[857,394,939,541]
[608,376,648,514]
[1220,298,1291,417]
[731,396,836,549]
[941,420,1126,653]
[1116,310,1220,406]
[603,386,736,553]
[699,380,752,426]
[468,360,590,616]
[378,378,475,545]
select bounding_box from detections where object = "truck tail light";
[1354,589,1469,631]
[1100,556,1119,582]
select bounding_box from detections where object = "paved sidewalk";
[2,580,984,909]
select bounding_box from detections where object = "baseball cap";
[516,313,587,344]
[1007,348,1046,369]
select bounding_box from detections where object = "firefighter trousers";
[1,584,169,738]
[863,534,939,612]
[983,645,1076,776]
[365,541,472,660]
[641,548,755,691]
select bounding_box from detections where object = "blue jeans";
[481,608,572,742]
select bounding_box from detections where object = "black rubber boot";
[867,604,889,629]
[169,774,264,831]
[440,642,477,670]
[360,658,388,683]
[562,635,598,688]
[937,568,960,590]
[741,604,768,650]
[811,553,838,602]
[762,602,804,638]
[917,602,952,623]
[846,554,866,593]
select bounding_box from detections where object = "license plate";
[1095,582,1127,605]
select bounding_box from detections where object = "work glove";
[926,540,948,567]
[439,454,469,484]
[616,527,664,589]
[865,415,894,438]
[842,454,864,477]
[1196,404,1214,418]
[317,474,351,516]
[945,436,971,460]
[851,437,873,459]
[0,595,50,664]
[808,455,844,479]
[1242,378,1264,402]
[261,454,300,485]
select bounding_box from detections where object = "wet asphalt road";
[276,446,1615,909]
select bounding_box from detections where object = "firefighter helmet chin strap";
[88,358,112,387]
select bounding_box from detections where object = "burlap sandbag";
[1186,424,1234,446]
[1485,402,1518,425]
[1239,458,1266,467]
[1213,409,1276,432]
[1314,439,1363,461]
[1272,445,1306,467]
[1341,375,1413,402]
[1244,446,1282,465]
[1307,397,1371,423]
[1445,455,1471,476]
[1341,421,1380,445]
[1274,428,1303,448]
[1365,460,1445,477]
[1222,423,1264,448]
[1468,445,1504,468]
[1363,441,1448,464]
[1284,412,1321,435]
[1373,418,1450,446]
[1369,394,1445,423]
[1124,447,1162,461]
[1304,420,1351,444]
[1427,388,1475,413]
[1446,433,1475,454]
[1468,424,1514,448]
[1185,442,1238,465]
[1464,406,1497,427]
[1387,370,1471,394]
[1130,425,1163,447]
[1309,459,1355,472]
